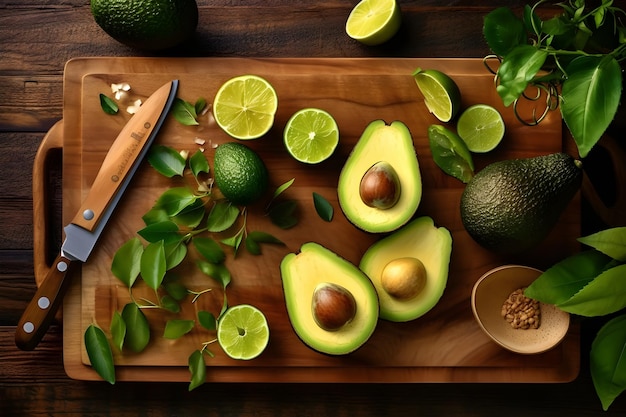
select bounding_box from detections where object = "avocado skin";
[460,153,582,254]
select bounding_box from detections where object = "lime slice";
[217,304,269,360]
[345,0,401,46]
[456,104,505,153]
[412,68,461,123]
[213,75,278,140]
[283,108,339,164]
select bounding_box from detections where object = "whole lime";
[90,0,198,50]
[213,142,269,206]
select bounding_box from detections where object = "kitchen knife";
[16,79,179,350]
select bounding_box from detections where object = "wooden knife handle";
[15,254,75,350]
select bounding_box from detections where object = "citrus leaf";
[197,260,231,289]
[163,280,188,301]
[578,227,626,262]
[172,98,199,126]
[137,220,180,244]
[142,206,170,226]
[189,149,210,179]
[427,124,474,183]
[193,237,226,264]
[561,55,622,158]
[155,187,199,217]
[483,7,527,57]
[140,241,166,291]
[163,319,195,339]
[172,198,206,228]
[557,264,626,316]
[84,324,116,384]
[164,240,187,270]
[110,311,126,351]
[591,314,626,411]
[160,294,181,313]
[268,200,298,229]
[120,303,150,353]
[246,231,285,254]
[198,310,216,330]
[312,192,333,222]
[206,201,239,232]
[99,94,119,115]
[111,237,143,288]
[194,97,207,115]
[188,350,206,391]
[496,44,548,106]
[245,236,261,255]
[220,230,244,252]
[273,178,295,199]
[148,145,186,177]
[525,250,612,305]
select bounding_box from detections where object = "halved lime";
[217,304,269,360]
[283,108,339,164]
[456,104,505,153]
[345,0,401,46]
[412,68,461,123]
[213,75,278,140]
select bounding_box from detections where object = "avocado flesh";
[360,216,452,322]
[338,120,422,233]
[460,152,582,254]
[280,242,379,355]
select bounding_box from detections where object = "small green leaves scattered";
[110,311,126,351]
[207,201,239,232]
[172,98,200,126]
[140,241,167,291]
[148,145,186,178]
[312,192,333,222]
[578,227,626,262]
[164,319,195,339]
[193,237,226,263]
[99,94,119,115]
[111,237,143,287]
[591,314,626,411]
[427,125,474,183]
[121,303,151,353]
[188,349,206,391]
[84,324,115,384]
[266,179,299,229]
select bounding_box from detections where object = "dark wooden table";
[2,1,625,415]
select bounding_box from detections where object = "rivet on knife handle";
[15,254,75,350]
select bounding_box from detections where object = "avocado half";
[280,242,379,355]
[338,120,422,233]
[360,216,452,322]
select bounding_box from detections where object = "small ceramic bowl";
[471,265,570,354]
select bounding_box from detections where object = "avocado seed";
[359,161,401,209]
[312,283,357,331]
[381,257,427,299]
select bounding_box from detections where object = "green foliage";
[427,124,474,183]
[84,324,115,384]
[99,93,119,115]
[483,0,626,157]
[312,192,334,222]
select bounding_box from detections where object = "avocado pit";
[312,283,357,331]
[381,257,427,300]
[359,161,401,209]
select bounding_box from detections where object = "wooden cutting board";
[57,57,580,382]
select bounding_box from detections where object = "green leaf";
[142,206,170,225]
[189,149,210,179]
[163,319,195,339]
[590,314,626,411]
[578,227,626,261]
[155,187,199,217]
[197,260,231,289]
[140,241,166,291]
[110,311,126,351]
[160,294,181,313]
[558,264,626,316]
[268,200,298,229]
[483,7,527,57]
[245,235,261,255]
[188,350,206,391]
[220,229,244,252]
[245,231,285,256]
[99,94,119,115]
[148,145,186,178]
[164,240,187,270]
[111,237,143,288]
[120,303,150,353]
[427,124,474,183]
[496,44,548,106]
[193,237,226,263]
[273,178,295,199]
[312,192,333,222]
[163,280,188,301]
[198,310,216,330]
[84,324,116,384]
[137,220,180,244]
[206,201,239,232]
[561,55,622,158]
[172,98,199,126]
[172,198,206,229]
[525,250,613,305]
[195,97,207,115]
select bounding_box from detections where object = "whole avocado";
[90,0,198,50]
[460,152,582,254]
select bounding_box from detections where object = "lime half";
[412,68,461,123]
[345,0,401,46]
[213,75,278,140]
[456,104,505,153]
[217,304,270,360]
[283,108,339,164]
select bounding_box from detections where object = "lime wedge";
[213,75,278,140]
[456,104,505,153]
[412,68,461,123]
[345,0,401,46]
[283,108,339,164]
[217,304,269,360]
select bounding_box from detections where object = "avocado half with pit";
[280,242,379,355]
[360,216,452,322]
[338,120,422,233]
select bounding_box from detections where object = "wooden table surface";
[1,1,625,415]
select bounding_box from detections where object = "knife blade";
[16,79,179,350]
